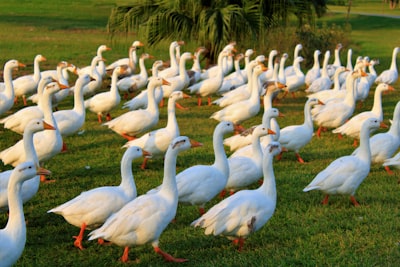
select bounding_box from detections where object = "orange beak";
[190,139,203,148]
[43,121,56,130]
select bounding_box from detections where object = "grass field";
[1,1,400,266]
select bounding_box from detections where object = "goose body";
[218,53,246,94]
[0,82,65,167]
[224,125,274,194]
[54,74,93,136]
[116,53,152,94]
[0,162,50,266]
[332,83,394,143]
[48,146,146,250]
[210,64,267,126]
[188,46,207,86]
[191,142,282,251]
[353,101,400,173]
[0,77,54,135]
[162,52,194,98]
[85,66,127,123]
[278,98,323,163]
[0,119,55,212]
[123,91,189,169]
[88,136,201,263]
[305,51,332,93]
[158,41,184,79]
[103,77,169,140]
[284,43,303,76]
[106,41,144,74]
[0,60,25,116]
[282,56,305,98]
[79,44,111,77]
[13,54,46,105]
[305,50,321,87]
[375,47,399,85]
[71,56,104,97]
[121,60,164,110]
[303,118,381,206]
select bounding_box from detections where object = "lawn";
[1,1,400,266]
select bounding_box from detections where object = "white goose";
[285,43,303,76]
[355,59,379,106]
[79,44,111,77]
[116,53,153,96]
[303,118,381,206]
[277,98,324,163]
[53,74,93,139]
[305,50,332,94]
[71,55,104,97]
[0,119,55,212]
[375,46,399,85]
[326,43,343,78]
[218,53,246,94]
[259,49,278,83]
[48,146,149,250]
[191,142,282,251]
[0,60,25,116]
[188,49,230,106]
[338,48,353,86]
[224,125,275,195]
[200,42,236,80]
[312,69,367,138]
[212,59,259,108]
[305,50,321,87]
[85,65,128,123]
[210,63,267,128]
[158,40,185,79]
[0,76,54,135]
[188,46,207,86]
[13,54,46,106]
[123,91,190,169]
[162,52,194,99]
[103,77,170,140]
[106,40,144,74]
[332,83,394,146]
[354,101,400,175]
[88,136,202,263]
[121,60,165,111]
[0,82,65,171]
[306,66,348,103]
[281,56,305,98]
[0,161,50,267]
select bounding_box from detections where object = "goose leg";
[73,223,86,250]
[121,133,136,141]
[121,246,130,262]
[175,102,188,110]
[197,96,202,106]
[207,97,212,106]
[350,195,360,206]
[384,166,394,175]
[97,114,103,123]
[295,153,305,163]
[140,158,149,170]
[321,194,329,205]
[232,237,245,251]
[106,113,112,121]
[154,246,188,262]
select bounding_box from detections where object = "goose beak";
[18,62,26,68]
[268,128,276,135]
[380,122,389,129]
[37,167,51,176]
[162,78,171,86]
[182,93,191,99]
[106,46,112,51]
[58,83,70,90]
[142,150,152,158]
[278,111,285,118]
[318,100,325,105]
[388,85,395,91]
[43,121,56,130]
[189,139,203,148]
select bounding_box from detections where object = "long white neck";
[370,87,385,120]
[129,47,138,73]
[138,57,148,78]
[23,127,38,165]
[169,45,179,70]
[343,75,357,106]
[73,79,87,115]
[146,83,158,116]
[4,174,27,247]
[388,102,400,136]
[178,56,189,81]
[259,150,277,202]
[119,151,137,199]
[192,51,202,72]
[251,131,264,164]
[304,101,314,129]
[357,122,373,163]
[332,70,343,91]
[278,57,287,83]
[213,129,229,178]
[165,97,179,135]
[97,48,106,77]
[321,51,330,77]
[32,57,42,83]
[293,58,303,76]
[390,48,399,71]
[333,47,341,66]
[312,51,320,70]
[346,49,353,70]
[267,51,276,70]
[42,91,58,130]
[160,146,179,201]
[3,64,15,99]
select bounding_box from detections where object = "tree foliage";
[107,0,327,61]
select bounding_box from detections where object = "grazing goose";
[88,136,202,263]
[375,46,399,85]
[191,142,282,251]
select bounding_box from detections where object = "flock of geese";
[0,39,399,264]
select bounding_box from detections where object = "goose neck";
[213,130,229,177]
[33,57,42,82]
[390,48,399,70]
[357,123,373,163]
[119,152,137,199]
[3,65,14,98]
[260,152,277,201]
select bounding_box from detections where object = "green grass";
[1,1,400,266]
